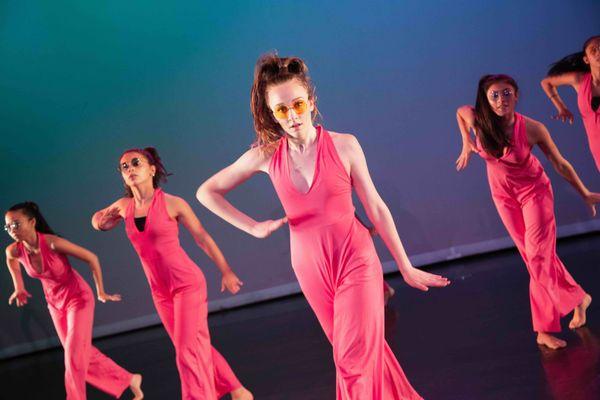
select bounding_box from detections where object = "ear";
[309,97,315,113]
[583,55,590,65]
[150,165,157,177]
[29,217,37,230]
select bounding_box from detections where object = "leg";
[521,192,586,331]
[332,258,421,400]
[63,300,95,400]
[493,194,566,348]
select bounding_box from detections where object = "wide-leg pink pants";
[49,295,132,400]
[291,218,422,400]
[492,188,586,332]
[153,287,241,400]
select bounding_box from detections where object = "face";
[119,152,156,188]
[486,82,518,117]
[4,210,35,242]
[266,78,315,138]
[584,38,600,69]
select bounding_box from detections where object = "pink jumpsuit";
[269,126,422,400]
[124,188,241,399]
[577,72,600,172]
[16,232,132,400]
[476,113,586,332]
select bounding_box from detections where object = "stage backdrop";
[1,1,599,358]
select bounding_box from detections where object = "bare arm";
[540,72,581,124]
[170,196,243,294]
[455,105,478,171]
[5,245,32,307]
[342,134,450,291]
[92,198,127,231]
[197,147,287,238]
[48,236,121,302]
[529,119,600,216]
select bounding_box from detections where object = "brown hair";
[474,74,519,158]
[119,147,171,197]
[250,53,319,151]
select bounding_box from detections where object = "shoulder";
[329,131,361,152]
[522,115,546,133]
[163,192,188,208]
[43,234,62,250]
[239,143,275,173]
[112,197,131,212]
[5,243,19,258]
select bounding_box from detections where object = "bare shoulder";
[43,234,62,250]
[242,143,277,173]
[523,115,546,133]
[5,243,18,258]
[163,193,189,209]
[330,131,361,152]
[111,197,130,213]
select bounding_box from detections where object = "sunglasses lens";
[274,106,289,119]
[132,158,141,167]
[292,100,307,115]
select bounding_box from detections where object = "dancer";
[456,74,598,349]
[92,148,252,400]
[4,202,143,400]
[197,54,449,399]
[541,35,600,171]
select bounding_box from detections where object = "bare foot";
[130,374,143,399]
[383,282,395,305]
[537,332,567,350]
[231,386,253,400]
[569,294,592,330]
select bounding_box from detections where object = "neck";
[22,231,39,249]
[500,112,516,128]
[591,66,600,86]
[287,124,318,153]
[130,184,155,204]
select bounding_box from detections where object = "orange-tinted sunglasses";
[272,99,309,120]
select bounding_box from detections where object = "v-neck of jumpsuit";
[17,232,91,310]
[476,112,550,204]
[125,188,203,296]
[577,72,600,171]
[269,126,365,284]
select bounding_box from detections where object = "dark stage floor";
[2,233,600,400]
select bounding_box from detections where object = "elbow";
[553,160,571,176]
[88,253,100,267]
[196,183,210,206]
[540,78,552,91]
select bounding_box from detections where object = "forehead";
[487,82,514,92]
[267,79,309,106]
[5,210,25,222]
[120,152,145,163]
[585,38,600,50]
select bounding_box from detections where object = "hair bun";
[286,58,305,74]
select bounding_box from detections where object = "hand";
[251,217,288,238]
[584,191,600,217]
[221,271,244,294]
[8,290,32,307]
[97,292,122,303]
[455,140,477,171]
[401,267,450,291]
[551,107,574,124]
[97,207,121,230]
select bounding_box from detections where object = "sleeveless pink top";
[17,232,92,310]
[476,113,551,202]
[268,126,356,232]
[577,72,600,171]
[125,188,204,295]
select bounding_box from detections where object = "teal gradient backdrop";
[1,1,599,357]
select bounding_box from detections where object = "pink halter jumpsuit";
[269,126,422,400]
[476,113,586,332]
[577,72,600,172]
[124,188,241,399]
[16,232,133,400]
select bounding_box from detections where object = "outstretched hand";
[456,139,478,171]
[551,107,574,125]
[8,290,32,307]
[584,191,600,217]
[252,217,288,238]
[98,292,122,303]
[401,267,450,291]
[221,271,244,294]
